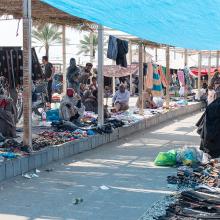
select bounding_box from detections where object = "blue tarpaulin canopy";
[42,0,220,50]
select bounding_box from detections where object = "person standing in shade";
[79,63,93,85]
[112,84,130,112]
[42,56,54,107]
[67,58,81,94]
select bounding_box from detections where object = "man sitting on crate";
[59,88,85,125]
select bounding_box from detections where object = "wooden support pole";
[165,47,170,108]
[62,25,67,93]
[184,49,188,67]
[155,48,158,62]
[22,0,32,148]
[198,52,202,98]
[139,43,144,115]
[129,41,132,65]
[208,51,211,85]
[216,51,219,69]
[98,24,104,126]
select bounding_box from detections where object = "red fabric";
[67,88,74,97]
[0,99,9,108]
[190,68,220,77]
[158,65,168,87]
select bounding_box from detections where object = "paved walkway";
[0,112,201,220]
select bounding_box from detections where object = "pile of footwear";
[157,188,220,219]
[167,161,219,188]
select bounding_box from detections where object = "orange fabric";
[146,63,153,89]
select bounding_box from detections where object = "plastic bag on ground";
[154,150,177,166]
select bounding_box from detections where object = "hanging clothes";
[107,35,128,68]
[152,65,163,97]
[116,38,128,67]
[177,69,185,86]
[158,65,168,87]
[146,62,153,89]
[183,67,192,90]
[107,35,118,60]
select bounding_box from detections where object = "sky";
[0,19,217,70]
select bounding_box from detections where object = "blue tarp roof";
[42,0,220,50]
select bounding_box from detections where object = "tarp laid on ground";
[42,0,220,50]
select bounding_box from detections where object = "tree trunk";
[89,32,94,63]
[45,43,49,58]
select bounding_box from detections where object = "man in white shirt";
[112,84,130,112]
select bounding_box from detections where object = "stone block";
[28,155,36,171]
[64,143,70,158]
[47,148,53,163]
[0,163,5,181]
[53,147,59,161]
[35,153,42,168]
[20,157,29,173]
[5,160,14,179]
[69,142,75,155]
[41,151,48,166]
[73,140,80,154]
[91,136,96,148]
[13,159,21,176]
[58,146,65,160]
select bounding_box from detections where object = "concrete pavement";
[0,112,201,220]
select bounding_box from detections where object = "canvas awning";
[103,64,139,77]
[42,0,220,50]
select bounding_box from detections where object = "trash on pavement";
[100,185,110,190]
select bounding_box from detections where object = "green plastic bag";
[154,150,177,166]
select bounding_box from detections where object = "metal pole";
[184,49,188,67]
[98,24,104,126]
[139,43,144,115]
[22,0,32,148]
[112,76,116,95]
[198,52,202,98]
[208,51,211,85]
[165,47,170,108]
[62,25,67,93]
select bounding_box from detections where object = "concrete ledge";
[0,102,202,182]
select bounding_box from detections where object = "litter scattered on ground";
[100,185,110,190]
[72,198,83,205]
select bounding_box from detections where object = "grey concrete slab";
[0,112,201,220]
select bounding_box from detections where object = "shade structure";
[103,64,139,77]
[190,68,220,77]
[42,0,220,50]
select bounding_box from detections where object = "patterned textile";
[177,70,185,86]
[152,65,163,97]
[158,65,168,87]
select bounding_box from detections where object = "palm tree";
[77,33,98,58]
[32,24,62,58]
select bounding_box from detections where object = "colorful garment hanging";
[183,67,192,90]
[177,70,185,86]
[158,65,168,87]
[152,65,163,97]
[146,62,153,89]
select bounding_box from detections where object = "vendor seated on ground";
[112,84,130,112]
[136,88,156,109]
[89,77,98,93]
[59,88,85,124]
[0,83,16,138]
[82,89,98,113]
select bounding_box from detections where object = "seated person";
[112,84,130,112]
[136,88,156,109]
[59,88,85,124]
[0,85,16,138]
[82,90,98,113]
[89,76,98,92]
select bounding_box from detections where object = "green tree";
[77,33,98,58]
[32,24,62,58]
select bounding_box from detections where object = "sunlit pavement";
[0,112,201,220]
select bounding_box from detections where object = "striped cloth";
[152,65,163,97]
